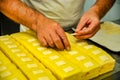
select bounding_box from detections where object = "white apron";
[20,0,85,31]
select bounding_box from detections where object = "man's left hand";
[75,8,100,39]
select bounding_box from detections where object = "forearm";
[0,0,45,31]
[91,0,116,19]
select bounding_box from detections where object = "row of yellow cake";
[11,32,82,80]
[0,35,56,80]
[0,30,116,80]
[11,32,99,80]
[0,50,27,80]
[11,31,115,80]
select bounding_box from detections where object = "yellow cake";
[0,31,116,80]
[0,35,56,80]
[0,50,27,80]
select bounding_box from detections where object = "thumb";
[75,19,88,33]
[75,19,91,33]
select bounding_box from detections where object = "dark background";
[0,13,20,36]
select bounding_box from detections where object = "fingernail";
[71,33,77,36]
[66,47,70,51]
[75,29,79,32]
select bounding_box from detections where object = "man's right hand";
[0,0,70,50]
[32,16,70,50]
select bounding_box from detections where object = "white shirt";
[21,0,85,31]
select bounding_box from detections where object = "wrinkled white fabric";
[21,0,85,31]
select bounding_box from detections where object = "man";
[0,0,115,50]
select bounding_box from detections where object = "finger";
[44,33,55,48]
[50,30,65,50]
[75,18,89,33]
[75,21,100,36]
[53,35,65,50]
[56,28,70,50]
[37,34,48,47]
[75,26,100,39]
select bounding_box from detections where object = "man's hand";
[0,0,70,50]
[75,8,100,39]
[33,16,70,50]
[75,0,115,39]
